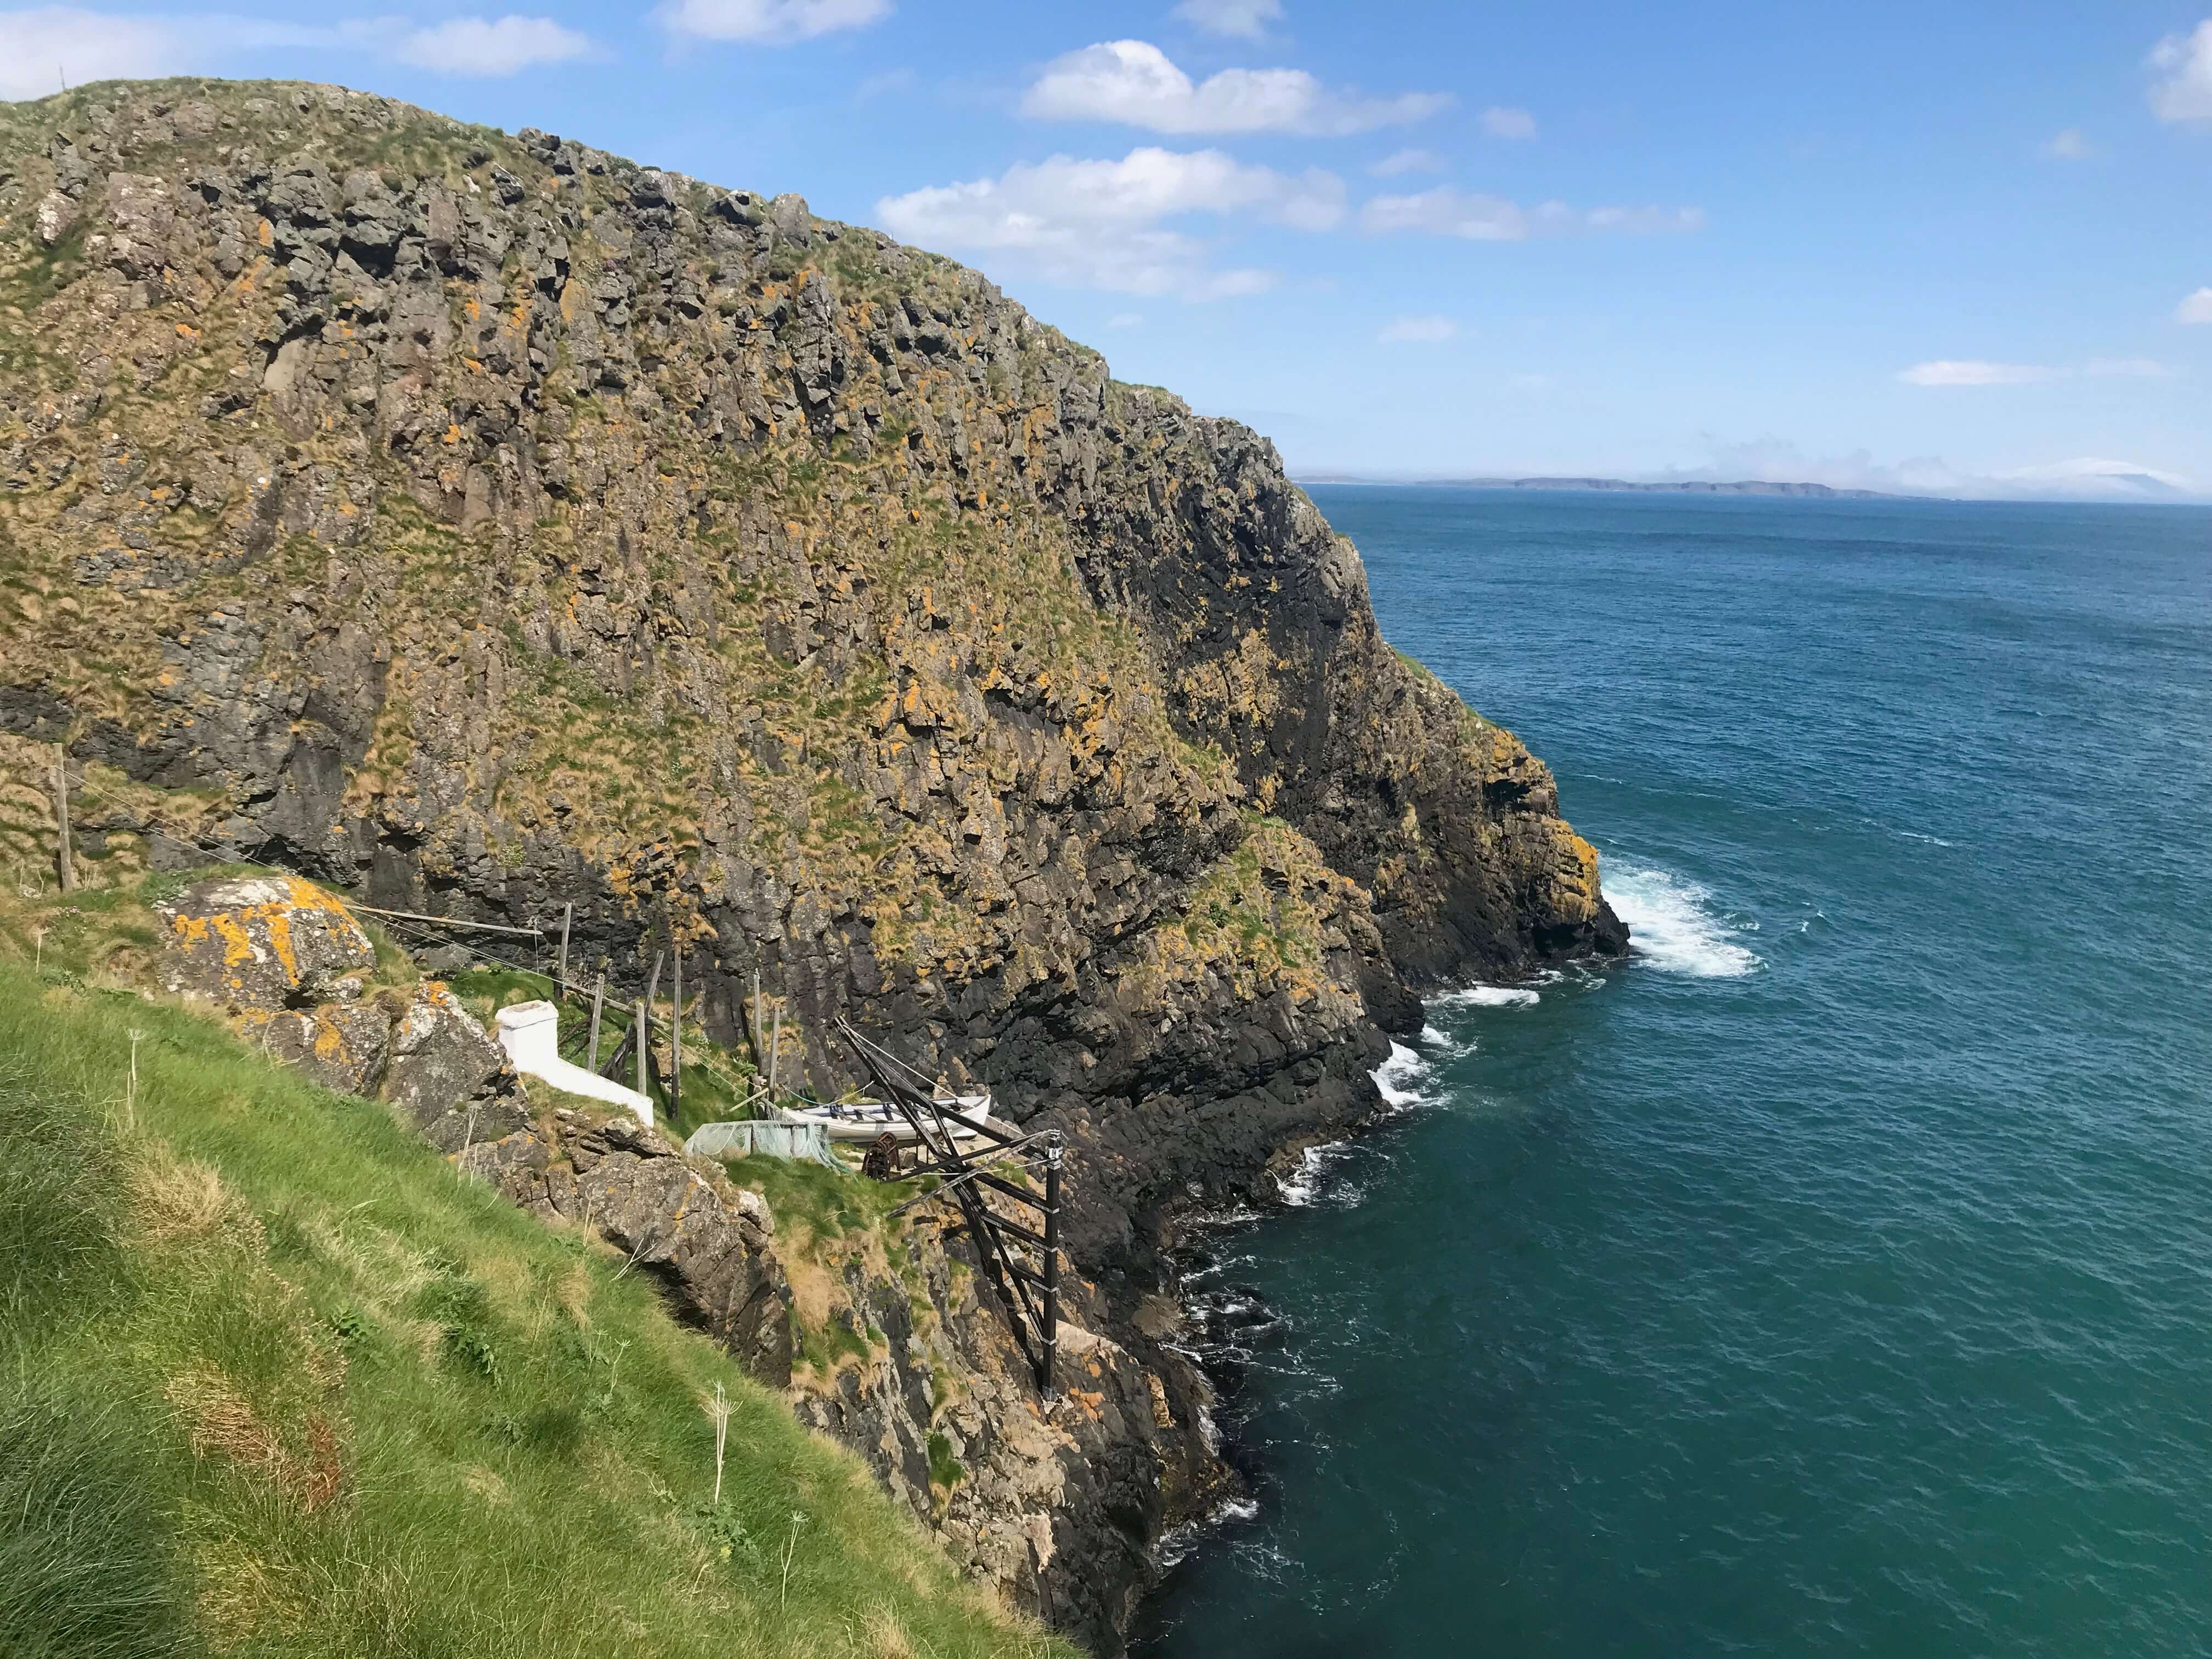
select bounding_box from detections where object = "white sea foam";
[1155,1493,1261,1567]
[1278,1141,1353,1206]
[1863,815,1955,848]
[1370,1040,1436,1109]
[1433,983,1542,1009]
[1605,861,1760,977]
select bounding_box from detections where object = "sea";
[1132,488,2212,1658]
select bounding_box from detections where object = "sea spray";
[1600,861,1760,977]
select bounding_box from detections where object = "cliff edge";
[0,78,1623,1651]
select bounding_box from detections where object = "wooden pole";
[1041,1141,1062,1398]
[556,902,573,997]
[768,1006,781,1097]
[749,969,764,1068]
[669,943,682,1126]
[50,745,74,894]
[635,998,648,1102]
[586,970,606,1071]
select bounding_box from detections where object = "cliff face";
[0,78,1622,1650]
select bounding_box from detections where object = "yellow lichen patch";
[311,1012,351,1061]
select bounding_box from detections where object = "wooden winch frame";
[835,1019,1063,1397]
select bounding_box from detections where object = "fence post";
[669,942,682,1126]
[50,744,74,894]
[635,998,648,1102]
[556,902,573,997]
[768,1006,781,1097]
[586,970,606,1071]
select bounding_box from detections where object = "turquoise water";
[1136,490,2212,1657]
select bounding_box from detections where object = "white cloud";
[1172,0,1282,38]
[659,0,890,44]
[1022,40,1448,136]
[1902,357,2180,385]
[2084,357,2175,378]
[1378,315,1457,344]
[2040,127,2096,159]
[1368,147,1441,176]
[2177,287,2212,324]
[877,146,1342,299]
[1109,311,1145,328]
[0,7,599,95]
[1481,105,1536,140]
[853,66,915,101]
[1898,360,2058,386]
[1360,187,1705,240]
[392,15,592,75]
[2148,20,2212,122]
[0,8,200,96]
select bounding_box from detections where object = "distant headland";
[1295,474,1897,499]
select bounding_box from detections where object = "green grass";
[0,966,1073,1659]
[723,1153,936,1248]
[926,1433,964,1493]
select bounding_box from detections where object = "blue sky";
[7,1,2212,495]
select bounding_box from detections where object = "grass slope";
[0,958,1074,1659]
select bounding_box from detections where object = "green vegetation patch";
[0,961,1075,1659]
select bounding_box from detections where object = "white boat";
[775,1092,993,1144]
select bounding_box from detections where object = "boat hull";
[776,1098,991,1144]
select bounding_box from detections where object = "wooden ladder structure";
[836,1018,1063,1398]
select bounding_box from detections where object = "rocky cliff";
[0,78,1623,1651]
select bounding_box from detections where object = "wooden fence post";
[768,1006,781,1097]
[586,970,606,1071]
[556,902,573,997]
[51,745,74,894]
[669,942,682,1126]
[635,998,648,1102]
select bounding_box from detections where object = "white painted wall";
[494,1001,654,1128]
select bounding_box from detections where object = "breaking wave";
[1433,982,1542,1009]
[1604,861,1760,978]
[1370,1040,1439,1109]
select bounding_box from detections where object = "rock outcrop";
[4,79,1623,1652]
[156,873,374,1008]
[471,1109,795,1386]
[153,873,800,1389]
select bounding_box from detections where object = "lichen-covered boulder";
[239,1002,392,1096]
[156,875,376,1013]
[385,983,529,1151]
